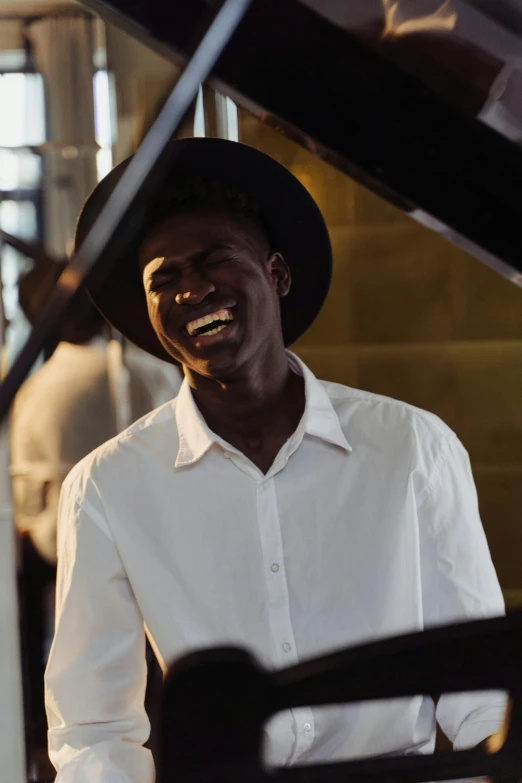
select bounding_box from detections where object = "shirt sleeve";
[45,472,154,783]
[417,434,508,749]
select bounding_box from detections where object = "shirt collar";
[289,352,352,454]
[174,350,351,468]
[174,379,217,467]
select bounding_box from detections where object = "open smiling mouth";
[184,308,235,338]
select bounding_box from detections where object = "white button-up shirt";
[45,352,506,783]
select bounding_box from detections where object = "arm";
[45,472,154,783]
[417,434,508,750]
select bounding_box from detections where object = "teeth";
[186,308,234,336]
[198,323,227,337]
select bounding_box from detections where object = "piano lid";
[302,0,522,141]
[81,0,522,285]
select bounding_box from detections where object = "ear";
[267,252,291,297]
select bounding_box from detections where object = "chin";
[159,326,251,377]
[188,352,243,379]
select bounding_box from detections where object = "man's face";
[139,208,291,377]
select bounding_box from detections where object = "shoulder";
[322,378,453,437]
[319,378,458,481]
[63,397,180,499]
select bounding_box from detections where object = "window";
[93,68,115,180]
[0,49,46,364]
[0,72,45,146]
[0,200,37,321]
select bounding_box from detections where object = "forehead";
[138,208,258,267]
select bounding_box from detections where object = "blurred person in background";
[10,250,182,758]
[11,256,182,565]
[9,80,195,768]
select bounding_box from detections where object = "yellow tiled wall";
[240,111,522,600]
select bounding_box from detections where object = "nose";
[174,270,215,306]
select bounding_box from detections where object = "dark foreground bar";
[156,612,522,783]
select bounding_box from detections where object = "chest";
[105,441,423,663]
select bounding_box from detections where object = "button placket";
[255,478,299,670]
[256,477,313,763]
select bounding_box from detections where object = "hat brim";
[77,138,332,365]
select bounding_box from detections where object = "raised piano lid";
[302,1,522,142]
[82,0,522,285]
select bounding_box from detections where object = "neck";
[184,346,302,441]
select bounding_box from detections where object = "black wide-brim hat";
[76,138,332,364]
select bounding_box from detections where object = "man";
[45,138,506,782]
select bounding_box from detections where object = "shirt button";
[270,563,280,573]
[282,642,292,653]
[303,723,312,733]
[223,452,232,459]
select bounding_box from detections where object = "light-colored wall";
[240,111,522,604]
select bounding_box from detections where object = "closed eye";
[205,256,235,267]
[147,255,236,292]
[148,276,178,292]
